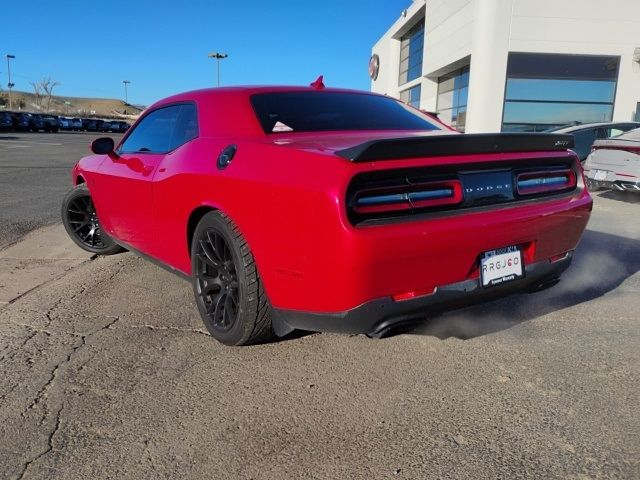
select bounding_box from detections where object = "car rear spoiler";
[335,133,575,162]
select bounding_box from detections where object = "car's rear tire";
[191,211,273,346]
[61,184,123,255]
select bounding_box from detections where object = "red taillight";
[353,180,463,215]
[549,251,571,263]
[392,287,437,302]
[516,169,576,195]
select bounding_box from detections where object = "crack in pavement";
[17,403,64,480]
[14,316,121,478]
[4,255,99,307]
[114,323,211,337]
[21,316,120,423]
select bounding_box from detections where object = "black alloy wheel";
[61,184,123,255]
[191,211,273,346]
[194,230,240,332]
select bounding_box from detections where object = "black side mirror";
[90,137,115,155]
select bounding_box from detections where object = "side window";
[119,105,182,154]
[170,103,199,150]
[607,127,625,138]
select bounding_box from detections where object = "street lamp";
[207,52,228,87]
[122,80,131,105]
[5,54,15,109]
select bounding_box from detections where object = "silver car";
[584,127,640,193]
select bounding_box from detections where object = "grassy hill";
[0,90,144,120]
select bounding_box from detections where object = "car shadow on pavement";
[391,229,640,340]
[596,190,640,204]
[0,136,21,140]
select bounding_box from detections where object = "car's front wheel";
[61,184,123,255]
[191,211,273,346]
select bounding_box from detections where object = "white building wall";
[421,0,473,112]
[508,0,640,126]
[464,0,512,132]
[371,0,640,132]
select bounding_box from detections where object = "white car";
[583,127,640,193]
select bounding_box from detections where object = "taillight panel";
[346,157,579,225]
[353,180,463,215]
[515,169,576,196]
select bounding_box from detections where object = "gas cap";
[217,144,237,169]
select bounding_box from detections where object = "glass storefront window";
[400,84,421,108]
[399,21,424,85]
[436,66,469,132]
[502,53,620,132]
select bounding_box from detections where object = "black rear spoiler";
[335,133,575,162]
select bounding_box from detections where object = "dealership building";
[370,0,640,133]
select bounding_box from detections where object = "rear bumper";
[589,179,640,192]
[272,253,572,337]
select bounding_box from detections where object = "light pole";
[122,80,131,104]
[5,54,15,109]
[207,52,228,87]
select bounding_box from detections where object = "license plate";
[593,170,608,181]
[480,246,524,287]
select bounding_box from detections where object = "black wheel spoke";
[66,192,105,250]
[198,241,221,268]
[195,227,241,333]
[213,293,225,325]
[72,223,88,233]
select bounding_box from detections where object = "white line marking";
[0,140,62,146]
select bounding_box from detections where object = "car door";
[148,103,200,265]
[91,104,182,254]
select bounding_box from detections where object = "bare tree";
[30,81,44,108]
[42,78,60,112]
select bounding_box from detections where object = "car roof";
[141,85,394,138]
[152,85,384,109]
[552,121,640,133]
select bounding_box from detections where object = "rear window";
[618,127,640,140]
[251,91,441,134]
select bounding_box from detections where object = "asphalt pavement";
[0,133,638,479]
[0,132,123,248]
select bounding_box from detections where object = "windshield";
[251,91,442,134]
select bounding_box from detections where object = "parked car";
[59,117,73,130]
[549,122,640,162]
[110,121,131,133]
[81,118,99,131]
[8,112,31,131]
[0,111,13,131]
[583,127,640,193]
[100,121,113,132]
[28,113,45,132]
[61,85,592,346]
[70,118,83,131]
[41,114,60,132]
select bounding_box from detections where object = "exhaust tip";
[527,277,560,293]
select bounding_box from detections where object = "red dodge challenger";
[61,84,592,345]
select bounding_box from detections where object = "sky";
[1,0,410,106]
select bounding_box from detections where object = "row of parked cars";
[0,111,130,133]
